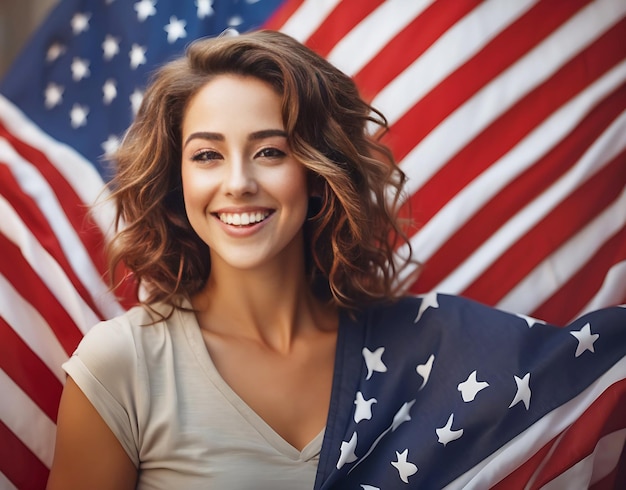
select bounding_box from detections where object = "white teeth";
[218,211,269,226]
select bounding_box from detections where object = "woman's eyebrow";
[248,129,287,141]
[183,131,223,148]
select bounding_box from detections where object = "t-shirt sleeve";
[62,318,143,467]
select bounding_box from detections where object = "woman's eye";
[191,150,222,162]
[256,147,285,159]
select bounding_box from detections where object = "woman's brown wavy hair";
[107,29,416,310]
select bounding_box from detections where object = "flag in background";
[0,0,624,488]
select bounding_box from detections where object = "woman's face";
[180,74,309,273]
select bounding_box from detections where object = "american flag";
[0,0,624,488]
[315,294,626,488]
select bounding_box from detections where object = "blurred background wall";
[0,0,58,78]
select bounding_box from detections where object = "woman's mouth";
[216,211,271,226]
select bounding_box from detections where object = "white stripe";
[0,95,114,236]
[0,273,68,383]
[396,0,626,198]
[0,369,57,468]
[396,63,626,289]
[326,0,435,76]
[497,188,626,317]
[577,261,626,318]
[277,0,341,42]
[443,355,626,489]
[0,471,18,490]
[539,428,626,489]
[0,196,105,332]
[0,139,122,319]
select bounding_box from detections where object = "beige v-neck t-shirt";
[62,302,323,489]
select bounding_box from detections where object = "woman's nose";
[224,159,257,196]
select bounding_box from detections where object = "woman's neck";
[191,256,335,353]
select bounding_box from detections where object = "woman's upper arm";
[46,376,138,490]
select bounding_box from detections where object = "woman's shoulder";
[81,301,173,341]
[69,301,187,372]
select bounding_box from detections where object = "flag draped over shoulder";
[0,0,624,488]
[314,295,626,489]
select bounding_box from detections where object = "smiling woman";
[45,30,626,490]
[46,29,412,490]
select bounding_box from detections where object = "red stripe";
[0,317,62,422]
[397,11,626,239]
[491,378,626,489]
[304,0,383,57]
[0,420,49,490]
[0,233,84,354]
[352,0,482,101]
[410,79,626,294]
[531,228,626,325]
[0,122,108,279]
[461,149,626,306]
[262,0,305,31]
[384,0,592,162]
[0,163,106,320]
